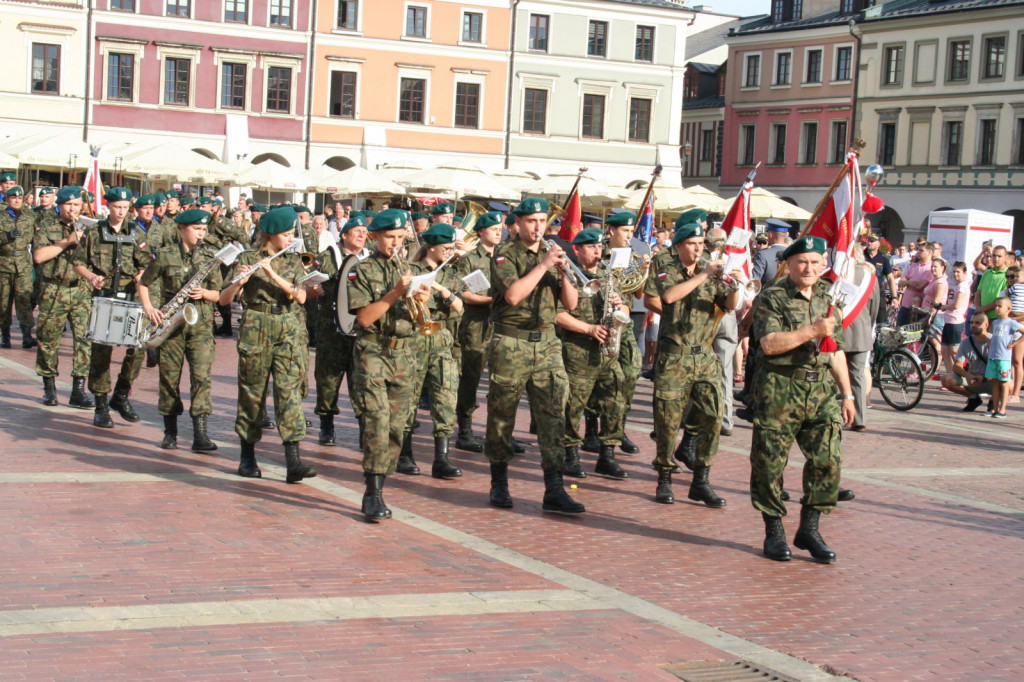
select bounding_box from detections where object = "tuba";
[458,200,488,246]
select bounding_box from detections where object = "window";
[830,120,848,163]
[701,129,714,162]
[628,98,651,143]
[111,0,135,10]
[529,14,548,51]
[399,77,425,123]
[581,94,605,139]
[266,66,291,113]
[1019,33,1024,77]
[455,83,479,128]
[840,0,854,12]
[225,0,247,22]
[337,0,358,29]
[878,122,896,165]
[771,0,802,22]
[220,62,246,109]
[774,52,792,85]
[406,6,427,38]
[835,46,852,81]
[983,36,1005,79]
[744,54,760,87]
[635,26,654,62]
[943,120,962,165]
[948,40,970,81]
[588,21,607,57]
[164,57,190,106]
[166,0,189,16]
[107,53,134,101]
[462,12,482,43]
[270,0,292,27]
[805,49,822,83]
[978,119,997,165]
[740,124,756,165]
[801,122,817,165]
[31,44,60,94]
[883,46,903,85]
[770,123,786,164]
[523,88,547,134]
[1016,118,1024,165]
[329,71,357,118]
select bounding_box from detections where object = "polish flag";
[82,147,106,215]
[805,154,856,271]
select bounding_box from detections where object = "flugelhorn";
[540,238,600,297]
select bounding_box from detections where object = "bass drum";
[335,254,359,336]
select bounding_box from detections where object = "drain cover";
[664,660,801,682]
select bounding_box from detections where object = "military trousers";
[585,321,640,424]
[563,337,624,447]
[749,370,842,518]
[406,328,458,437]
[157,320,215,417]
[652,347,722,470]
[456,311,491,422]
[485,333,568,468]
[313,322,358,417]
[352,336,419,475]
[685,313,738,433]
[35,283,91,378]
[235,310,307,444]
[0,263,35,330]
[89,344,144,395]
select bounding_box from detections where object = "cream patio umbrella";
[623,180,724,213]
[746,187,812,221]
[235,159,310,191]
[7,133,114,170]
[304,165,405,196]
[397,160,520,201]
[517,173,627,211]
[0,150,21,169]
[375,161,423,181]
[492,168,537,190]
[117,143,230,184]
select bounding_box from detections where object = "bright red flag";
[719,179,752,236]
[805,156,855,258]
[82,149,105,215]
[557,191,582,242]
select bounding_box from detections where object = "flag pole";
[636,164,663,217]
[794,138,865,241]
[559,167,587,215]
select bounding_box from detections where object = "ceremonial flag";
[557,190,582,242]
[841,270,876,330]
[805,153,856,267]
[635,192,655,244]
[82,146,105,215]
[719,173,754,237]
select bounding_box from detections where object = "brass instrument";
[599,269,631,359]
[458,200,488,246]
[613,252,650,296]
[406,251,458,336]
[540,238,600,297]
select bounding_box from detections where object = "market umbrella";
[492,168,537,190]
[118,142,230,184]
[746,187,812,221]
[622,179,724,212]
[235,159,310,191]
[397,161,520,201]
[0,150,21,169]
[518,173,627,211]
[305,165,405,195]
[375,161,423,181]
[7,133,111,169]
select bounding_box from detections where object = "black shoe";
[213,324,233,338]
[284,441,316,483]
[793,505,836,563]
[674,431,696,471]
[454,416,484,453]
[396,432,420,475]
[735,406,754,423]
[562,446,587,478]
[528,415,537,435]
[581,415,601,453]
[0,329,10,348]
[93,394,114,428]
[541,468,585,515]
[641,368,655,381]
[655,468,674,504]
[361,473,391,521]
[109,380,140,422]
[619,430,639,455]
[260,411,275,430]
[20,326,36,349]
[781,489,791,502]
[431,436,462,479]
[161,415,178,450]
[595,445,629,479]
[688,465,726,508]
[489,462,513,508]
[237,441,261,478]
[837,488,855,502]
[963,395,984,412]
[68,377,94,409]
[145,348,158,368]
[318,414,336,446]
[762,513,792,561]
[42,377,57,407]
[512,437,527,454]
[191,415,217,452]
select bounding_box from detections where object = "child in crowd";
[1001,266,1024,401]
[985,298,1024,418]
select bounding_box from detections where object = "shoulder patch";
[495,256,506,264]
[348,270,358,280]
[656,271,667,279]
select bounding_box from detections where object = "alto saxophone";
[599,268,631,359]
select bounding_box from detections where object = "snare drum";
[85,297,146,348]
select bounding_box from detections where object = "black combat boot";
[237,441,261,478]
[762,513,792,561]
[109,379,140,422]
[396,432,420,475]
[562,446,587,478]
[145,348,158,368]
[214,305,232,337]
[191,415,217,452]
[93,394,114,428]
[20,325,36,349]
[0,327,10,348]
[837,488,855,502]
[619,418,639,455]
[431,436,462,479]
[675,431,697,471]
[161,415,178,450]
[511,437,527,454]
[595,445,629,479]
[318,414,336,446]
[42,377,58,407]
[362,473,391,521]
[68,377,94,409]
[581,414,601,453]
[655,468,674,504]
[793,505,836,563]
[284,441,316,483]
[688,465,726,508]
[541,467,585,515]
[454,415,484,452]
[489,462,513,508]
[260,410,276,429]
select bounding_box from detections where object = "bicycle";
[904,306,941,379]
[871,324,927,410]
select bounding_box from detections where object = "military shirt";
[0,208,36,274]
[566,262,611,327]
[140,241,224,322]
[489,238,564,330]
[752,276,845,369]
[33,206,61,231]
[458,242,494,320]
[347,251,417,338]
[72,219,150,291]
[643,249,729,348]
[226,248,304,310]
[33,218,80,285]
[411,258,462,322]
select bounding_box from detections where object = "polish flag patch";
[348,271,358,280]
[656,271,667,279]
[495,256,506,264]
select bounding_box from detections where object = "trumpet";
[540,238,600,297]
[229,238,304,284]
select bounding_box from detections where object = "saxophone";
[599,268,631,359]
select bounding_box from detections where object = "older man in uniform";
[751,235,855,563]
[34,187,59,229]
[0,172,17,206]
[752,219,792,284]
[0,187,38,349]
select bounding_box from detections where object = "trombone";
[540,238,601,297]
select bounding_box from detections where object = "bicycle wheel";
[877,349,925,411]
[909,338,939,378]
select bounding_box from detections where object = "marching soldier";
[750,236,855,564]
[0,172,16,206]
[33,187,59,230]
[138,209,222,452]
[0,186,38,349]
[73,186,150,427]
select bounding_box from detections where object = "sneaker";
[984,410,995,417]
[994,412,1008,419]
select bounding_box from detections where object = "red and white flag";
[719,167,757,279]
[805,153,856,267]
[82,147,105,215]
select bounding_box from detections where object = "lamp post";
[681,141,693,185]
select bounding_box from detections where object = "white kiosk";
[926,209,1014,265]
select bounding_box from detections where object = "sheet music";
[462,269,490,294]
[407,271,438,296]
[609,248,632,270]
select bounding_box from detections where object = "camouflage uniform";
[455,242,494,424]
[140,241,222,417]
[0,206,37,332]
[750,277,845,517]
[227,249,307,443]
[347,251,421,474]
[313,248,360,419]
[34,217,91,378]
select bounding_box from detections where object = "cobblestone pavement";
[0,330,1021,681]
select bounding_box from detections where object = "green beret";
[368,208,406,232]
[105,187,132,203]
[135,194,156,208]
[781,235,827,260]
[174,209,212,226]
[505,212,516,226]
[571,228,604,246]
[260,207,300,235]
[606,212,636,228]
[430,202,454,216]
[56,186,83,204]
[422,224,456,245]
[475,212,504,230]
[340,215,367,233]
[153,192,167,205]
[514,197,549,216]
[212,199,223,208]
[671,222,704,246]
[198,196,213,206]
[293,205,311,214]
[39,187,56,196]
[250,203,267,213]
[678,208,708,224]
[411,211,428,221]
[363,210,378,218]
[180,196,195,207]
[164,189,180,199]
[87,192,95,201]
[0,172,16,182]
[5,186,24,197]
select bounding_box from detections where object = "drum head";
[335,254,359,336]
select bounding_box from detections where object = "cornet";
[540,238,601,297]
